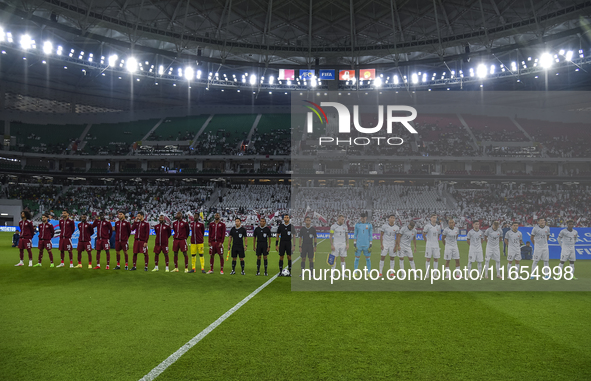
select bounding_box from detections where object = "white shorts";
[485,247,501,262]
[533,246,549,261]
[425,246,440,259]
[333,245,347,258]
[444,246,460,260]
[560,248,576,262]
[507,249,521,262]
[398,247,413,258]
[381,245,396,257]
[468,249,483,263]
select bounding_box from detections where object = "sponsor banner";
[359,68,376,80]
[299,69,315,79]
[338,70,355,81]
[279,69,295,80]
[1,226,18,232]
[319,69,335,80]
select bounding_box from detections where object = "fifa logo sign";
[303,101,418,146]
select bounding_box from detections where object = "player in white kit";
[558,220,578,280]
[395,221,417,271]
[484,220,503,278]
[442,219,460,280]
[330,214,349,274]
[504,222,524,274]
[530,218,551,279]
[379,214,399,276]
[423,214,441,277]
[466,221,485,278]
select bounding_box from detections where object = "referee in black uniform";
[253,217,271,276]
[298,216,317,274]
[228,218,247,275]
[275,214,294,276]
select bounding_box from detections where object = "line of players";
[326,213,579,279]
[14,211,297,276]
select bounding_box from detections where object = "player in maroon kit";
[153,215,172,272]
[57,210,75,268]
[130,212,150,271]
[114,211,132,270]
[171,211,190,273]
[76,214,94,269]
[207,212,226,274]
[93,212,113,269]
[34,213,55,267]
[15,210,34,267]
[189,214,206,273]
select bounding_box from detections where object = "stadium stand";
[247,114,290,155]
[13,122,86,154]
[462,114,529,142]
[193,114,257,155]
[82,119,160,155]
[146,115,210,141]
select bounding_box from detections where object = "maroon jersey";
[190,221,205,244]
[38,222,55,241]
[115,220,132,242]
[131,220,150,242]
[172,220,190,240]
[208,221,226,244]
[59,218,75,239]
[78,221,94,242]
[92,219,113,240]
[154,223,172,246]
[19,220,35,239]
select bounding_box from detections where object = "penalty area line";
[139,256,301,381]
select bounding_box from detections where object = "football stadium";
[1,0,591,379]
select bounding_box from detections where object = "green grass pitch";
[1,232,590,380]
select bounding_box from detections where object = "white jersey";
[531,225,551,247]
[467,229,484,251]
[442,227,459,247]
[505,230,523,252]
[558,229,578,249]
[330,223,348,246]
[398,226,417,249]
[379,223,399,247]
[423,223,441,248]
[484,227,502,247]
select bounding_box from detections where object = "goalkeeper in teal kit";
[353,212,373,271]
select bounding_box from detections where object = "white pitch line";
[139,255,302,381]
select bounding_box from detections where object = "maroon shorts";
[18,238,32,250]
[59,238,73,251]
[115,242,129,252]
[133,240,148,254]
[172,239,188,253]
[96,239,110,251]
[39,239,53,252]
[154,245,169,254]
[209,243,223,255]
[77,241,92,253]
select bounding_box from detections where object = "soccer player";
[298,216,317,274]
[353,212,373,271]
[329,214,349,274]
[379,214,399,276]
[253,217,271,276]
[171,212,190,273]
[189,215,206,273]
[93,212,113,269]
[228,218,248,275]
[153,215,172,272]
[57,210,75,268]
[466,221,485,278]
[114,211,131,270]
[423,214,442,277]
[484,220,503,279]
[558,220,578,280]
[276,214,294,276]
[395,220,417,271]
[502,222,510,256]
[207,212,226,274]
[34,213,55,267]
[442,219,460,280]
[77,214,94,269]
[130,212,150,271]
[530,218,551,279]
[15,210,34,267]
[505,222,523,274]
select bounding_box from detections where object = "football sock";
[241,260,245,272]
[78,253,82,263]
[433,260,438,271]
[154,255,159,266]
[425,262,430,274]
[365,257,371,271]
[48,252,53,263]
[27,249,32,260]
[87,252,92,265]
[309,261,314,271]
[124,252,129,265]
[301,259,306,270]
[133,254,137,267]
[477,262,482,276]
[184,253,189,267]
[164,254,169,267]
[144,254,149,267]
[199,255,204,270]
[60,252,64,262]
[219,255,224,269]
[174,255,178,268]
[106,251,110,265]
[287,259,292,271]
[559,263,564,270]
[116,253,121,263]
[69,251,73,262]
[354,257,360,270]
[409,260,416,270]
[399,259,404,270]
[264,259,268,273]
[279,259,283,272]
[191,255,196,269]
[531,259,539,271]
[210,254,215,270]
[390,259,396,271]
[96,252,101,265]
[543,261,549,269]
[232,260,236,271]
[379,260,384,274]
[516,264,520,271]
[495,261,500,275]
[257,258,261,272]
[38,252,43,263]
[467,261,472,271]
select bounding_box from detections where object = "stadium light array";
[269,75,275,85]
[184,66,194,80]
[0,28,4,42]
[196,70,202,79]
[540,52,553,69]
[477,64,487,78]
[411,73,418,84]
[249,74,256,85]
[565,51,574,61]
[108,54,118,66]
[19,34,33,50]
[375,77,382,87]
[42,41,52,55]
[127,57,138,73]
